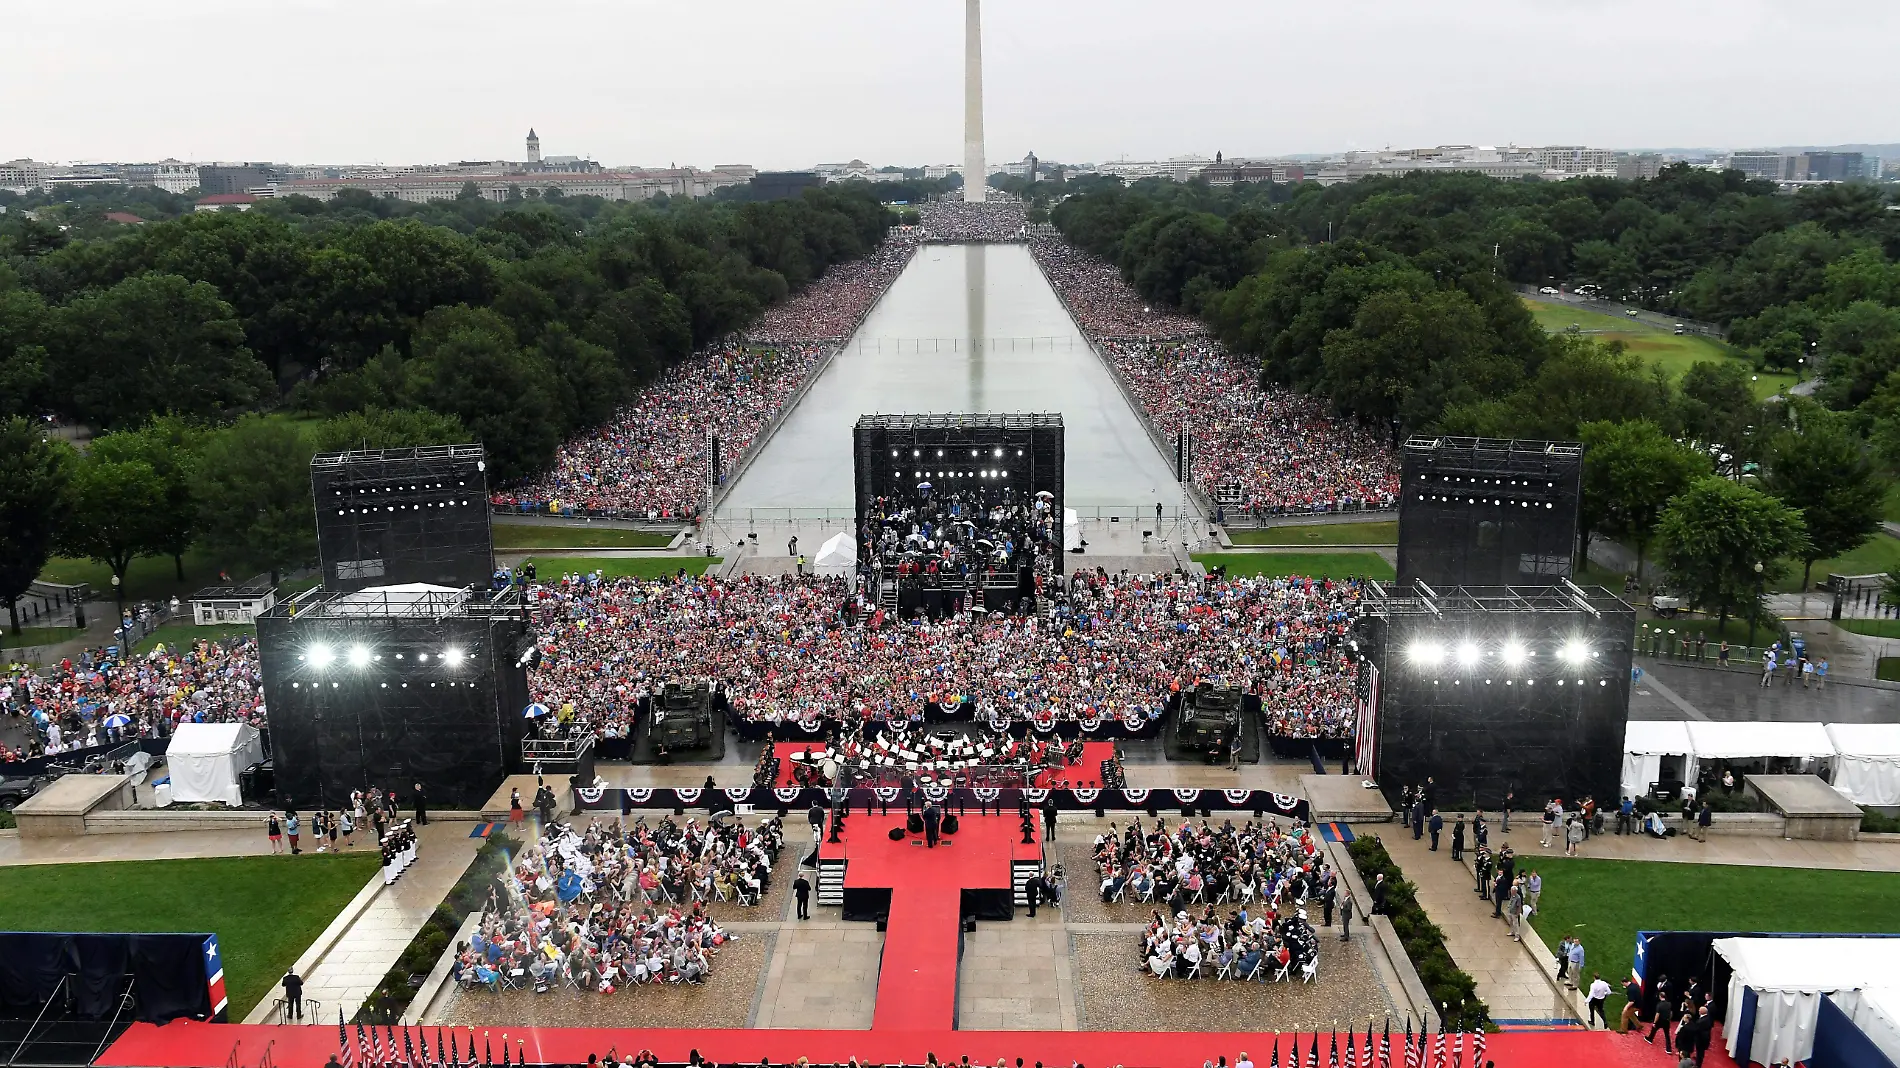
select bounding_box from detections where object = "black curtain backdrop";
[0,932,214,1024]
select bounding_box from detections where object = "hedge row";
[1346,834,1493,1032]
[354,832,518,1024]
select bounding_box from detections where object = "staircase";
[1011,857,1044,907]
[816,857,847,906]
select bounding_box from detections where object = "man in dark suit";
[1369,873,1387,915]
[1041,796,1059,841]
[923,803,942,848]
[1025,872,1041,917]
[1428,809,1443,851]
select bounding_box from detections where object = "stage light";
[1407,641,1444,666]
[1561,640,1590,664]
[1455,642,1479,667]
[442,647,465,667]
[308,644,335,668]
[417,652,430,662]
[1501,640,1527,666]
[347,644,371,668]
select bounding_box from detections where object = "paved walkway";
[263,822,484,1024]
[1379,826,1577,1025]
[0,826,274,866]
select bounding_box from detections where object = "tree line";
[0,182,906,627]
[1052,168,1900,623]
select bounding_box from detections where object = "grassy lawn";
[1228,521,1397,546]
[1879,657,1900,682]
[1522,300,1795,399]
[0,626,82,651]
[521,555,719,580]
[492,524,676,550]
[1526,857,1900,1029]
[1840,619,1900,639]
[135,623,256,654]
[37,550,238,604]
[0,853,380,1017]
[1773,534,1900,593]
[1192,551,1395,581]
[1886,483,1900,525]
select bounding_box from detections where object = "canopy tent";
[1825,723,1900,807]
[1063,508,1081,553]
[165,722,265,806]
[1824,987,1900,1068]
[1621,720,1693,800]
[813,532,856,577]
[1714,936,1900,1067]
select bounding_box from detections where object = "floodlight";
[1455,642,1480,667]
[1561,640,1590,665]
[1501,641,1527,666]
[1407,641,1444,666]
[443,647,465,666]
[347,645,371,668]
[308,644,335,668]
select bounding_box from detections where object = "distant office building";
[195,193,259,212]
[924,164,961,180]
[1726,152,1792,181]
[0,159,44,192]
[1794,151,1864,182]
[198,164,275,196]
[276,166,750,203]
[1617,153,1665,180]
[1529,145,1618,176]
[1198,159,1306,186]
[124,160,200,194]
[751,171,825,201]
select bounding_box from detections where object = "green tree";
[1657,477,1809,633]
[1676,361,1759,463]
[1760,404,1889,590]
[406,306,559,482]
[0,418,74,635]
[1577,420,1712,580]
[56,454,169,611]
[307,407,470,454]
[53,273,271,428]
[195,415,318,585]
[90,416,205,580]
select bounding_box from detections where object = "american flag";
[1452,1031,1465,1068]
[1381,1020,1391,1068]
[403,1027,416,1068]
[201,936,230,1021]
[1471,1031,1485,1068]
[1403,1021,1417,1068]
[355,1023,371,1068]
[1362,1021,1374,1068]
[437,1029,447,1066]
[484,1034,493,1067]
[1270,1037,1280,1068]
[337,1011,354,1068]
[1329,1032,1339,1068]
[450,1032,460,1066]
[372,1027,387,1065]
[1308,1032,1319,1068]
[1431,1020,1446,1068]
[1345,1032,1355,1068]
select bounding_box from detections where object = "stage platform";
[771,740,1117,788]
[99,1020,1647,1068]
[1302,773,1395,822]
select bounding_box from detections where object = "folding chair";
[1182,957,1202,980]
[1300,957,1319,984]
[1271,961,1291,983]
[1215,956,1235,981]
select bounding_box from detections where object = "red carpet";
[772,740,1116,787]
[820,812,1038,1030]
[100,1021,1642,1068]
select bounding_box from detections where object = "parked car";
[1673,323,1686,335]
[1626,308,1641,317]
[1650,590,1684,616]
[0,775,47,810]
[1539,286,1560,295]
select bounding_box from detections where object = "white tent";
[1063,508,1081,553]
[1621,720,1693,799]
[1827,987,1900,1068]
[813,531,856,577]
[1825,723,1900,807]
[1714,937,1900,1067]
[166,722,265,806]
[1684,720,1837,771]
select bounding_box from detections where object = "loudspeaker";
[888,827,907,841]
[907,813,924,833]
[941,814,960,835]
[875,915,889,932]
[962,916,977,932]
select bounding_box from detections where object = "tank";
[1174,682,1241,756]
[653,679,714,750]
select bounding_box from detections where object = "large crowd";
[0,636,264,763]
[455,814,783,994]
[1095,817,1331,983]
[492,232,922,519]
[1028,237,1400,516]
[916,196,1028,244]
[525,568,1363,741]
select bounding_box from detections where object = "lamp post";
[1748,561,1764,650]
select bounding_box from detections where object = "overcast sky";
[6,0,1896,168]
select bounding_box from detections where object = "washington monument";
[963,0,985,203]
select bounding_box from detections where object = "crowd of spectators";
[457,814,782,994]
[916,196,1028,243]
[1094,817,1329,982]
[493,231,922,519]
[524,568,1363,741]
[0,635,264,764]
[1029,237,1399,516]
[860,485,1059,596]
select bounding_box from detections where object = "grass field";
[0,626,82,651]
[520,555,719,580]
[1227,521,1398,546]
[1885,483,1900,524]
[1192,551,1395,581]
[0,853,380,1017]
[1522,300,1796,399]
[135,623,255,654]
[491,525,676,550]
[37,551,232,604]
[1841,619,1900,639]
[1771,534,1900,593]
[1525,857,1900,1028]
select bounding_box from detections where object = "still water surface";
[719,243,1181,510]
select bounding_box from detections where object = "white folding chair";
[1271,961,1291,983]
[1300,957,1319,983]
